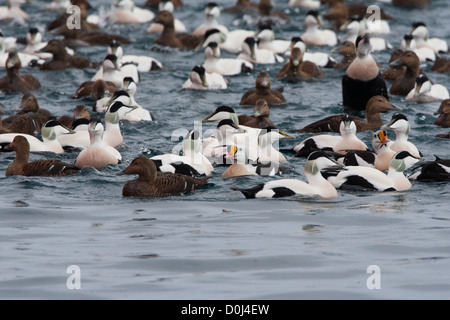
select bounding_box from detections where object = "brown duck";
[382,49,405,81]
[119,156,210,198]
[39,40,99,70]
[298,95,396,133]
[431,56,450,73]
[5,136,80,177]
[240,71,286,106]
[0,51,41,93]
[277,47,324,82]
[333,41,356,70]
[223,0,258,14]
[237,99,276,129]
[145,0,183,8]
[72,79,117,100]
[153,11,202,50]
[0,114,41,135]
[257,0,290,25]
[392,0,430,8]
[58,105,91,129]
[389,51,422,96]
[434,99,450,128]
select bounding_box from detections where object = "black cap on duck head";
[306,10,319,18]
[110,40,120,49]
[71,118,90,129]
[391,113,408,122]
[29,27,39,35]
[207,41,218,49]
[258,24,272,31]
[244,37,257,47]
[105,54,118,63]
[123,76,134,83]
[403,34,414,41]
[355,34,370,47]
[188,130,200,140]
[206,2,218,9]
[416,74,429,85]
[291,36,303,43]
[192,65,205,75]
[203,28,220,39]
[342,115,353,123]
[412,21,426,28]
[217,119,238,128]
[109,101,126,113]
[214,105,235,114]
[307,150,330,161]
[112,90,130,99]
[44,119,62,128]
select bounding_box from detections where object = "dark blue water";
[0,0,449,300]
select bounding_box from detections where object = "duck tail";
[231,184,265,199]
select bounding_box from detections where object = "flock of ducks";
[0,0,449,200]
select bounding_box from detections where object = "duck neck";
[394,130,409,142]
[405,62,420,77]
[13,146,30,164]
[52,48,68,61]
[161,22,176,39]
[365,110,383,127]
[139,166,157,182]
[6,65,20,79]
[104,121,123,145]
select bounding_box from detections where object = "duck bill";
[389,57,402,67]
[278,130,296,139]
[378,130,391,144]
[201,110,218,122]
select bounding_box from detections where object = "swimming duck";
[301,10,338,47]
[293,133,342,158]
[391,0,430,8]
[147,0,186,34]
[57,118,91,150]
[182,65,228,90]
[0,51,41,93]
[119,77,154,122]
[5,135,80,177]
[240,71,286,106]
[389,51,422,96]
[237,99,276,129]
[324,151,424,191]
[405,75,449,103]
[342,16,391,52]
[153,10,202,50]
[333,41,355,70]
[75,120,122,169]
[431,56,450,74]
[381,49,405,81]
[45,0,71,12]
[223,0,258,14]
[232,151,340,199]
[192,2,227,37]
[409,156,450,182]
[73,79,118,100]
[332,115,368,155]
[39,39,98,70]
[434,99,450,128]
[0,114,40,135]
[342,33,388,111]
[276,47,324,82]
[382,113,422,158]
[203,42,253,76]
[254,25,292,55]
[0,120,74,154]
[0,0,28,21]
[288,0,320,9]
[256,0,291,26]
[91,54,139,88]
[58,104,91,129]
[237,37,284,65]
[0,30,43,67]
[103,101,135,148]
[409,22,448,54]
[22,27,75,60]
[119,156,210,198]
[298,95,396,133]
[106,0,155,25]
[286,36,336,68]
[198,28,256,54]
[12,93,56,133]
[144,0,183,9]
[400,34,436,63]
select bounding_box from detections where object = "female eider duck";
[119,156,210,198]
[73,79,118,100]
[182,65,228,90]
[382,113,422,158]
[333,41,356,70]
[12,94,56,133]
[39,39,97,70]
[324,151,424,192]
[301,11,338,47]
[237,99,276,129]
[145,0,183,9]
[391,0,430,8]
[147,0,186,34]
[256,0,291,26]
[342,33,388,111]
[389,51,422,96]
[232,151,340,199]
[298,95,396,133]
[434,99,450,128]
[276,47,324,82]
[5,136,80,177]
[382,49,405,81]
[0,51,41,93]
[405,74,449,103]
[58,104,91,130]
[202,42,253,76]
[240,71,286,106]
[75,120,122,169]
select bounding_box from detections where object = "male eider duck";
[434,99,450,128]
[301,11,338,47]
[401,34,436,63]
[232,151,340,199]
[240,71,286,106]
[288,0,320,9]
[105,0,155,25]
[5,136,80,177]
[91,54,139,88]
[0,0,28,21]
[199,28,256,55]
[182,65,228,90]
[107,40,162,72]
[276,47,324,82]
[405,74,449,103]
[342,16,392,52]
[203,42,253,76]
[103,101,136,148]
[237,37,284,65]
[254,24,292,55]
[409,156,450,182]
[389,51,422,96]
[332,115,368,155]
[409,21,448,54]
[0,51,41,93]
[324,151,424,192]
[192,2,227,37]
[285,36,336,68]
[119,156,210,198]
[382,113,422,158]
[342,33,388,111]
[298,95,396,133]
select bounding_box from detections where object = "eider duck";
[11,94,56,133]
[406,75,449,103]
[333,41,356,70]
[182,65,228,90]
[237,99,275,129]
[237,37,284,65]
[0,0,28,21]
[240,71,286,106]
[332,115,368,155]
[119,156,210,198]
[435,132,450,139]
[91,54,139,88]
[120,77,154,122]
[103,101,135,148]
[144,0,183,9]
[39,39,98,70]
[57,118,90,150]
[223,0,258,14]
[58,104,91,129]
[203,42,253,76]
[298,95,396,133]
[192,2,227,37]
[301,10,338,47]
[342,16,392,52]
[288,0,320,9]
[276,47,324,82]
[409,21,448,54]
[324,151,424,192]
[105,0,155,25]
[0,51,41,93]
[75,120,122,169]
[431,56,450,74]
[153,10,202,50]
[5,136,80,177]
[257,0,291,26]
[401,34,436,63]
[0,114,40,135]
[389,51,422,96]
[73,79,118,100]
[199,28,256,55]
[285,36,336,68]
[382,49,405,81]
[255,25,292,55]
[147,0,186,35]
[107,40,162,72]
[232,151,340,199]
[342,34,388,111]
[382,113,422,158]
[409,156,450,182]
[434,99,450,128]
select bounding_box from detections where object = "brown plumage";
[392,0,430,8]
[39,40,99,70]
[0,116,12,134]
[153,11,202,49]
[0,114,41,135]
[240,71,286,106]
[0,51,41,93]
[389,51,422,96]
[5,136,80,177]
[47,2,99,33]
[72,79,117,100]
[223,0,258,14]
[58,105,91,129]
[297,95,395,133]
[145,0,183,8]
[434,99,450,128]
[436,132,450,139]
[382,50,405,81]
[277,47,324,82]
[333,41,356,70]
[431,56,450,73]
[257,0,290,25]
[238,99,276,129]
[119,157,210,198]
